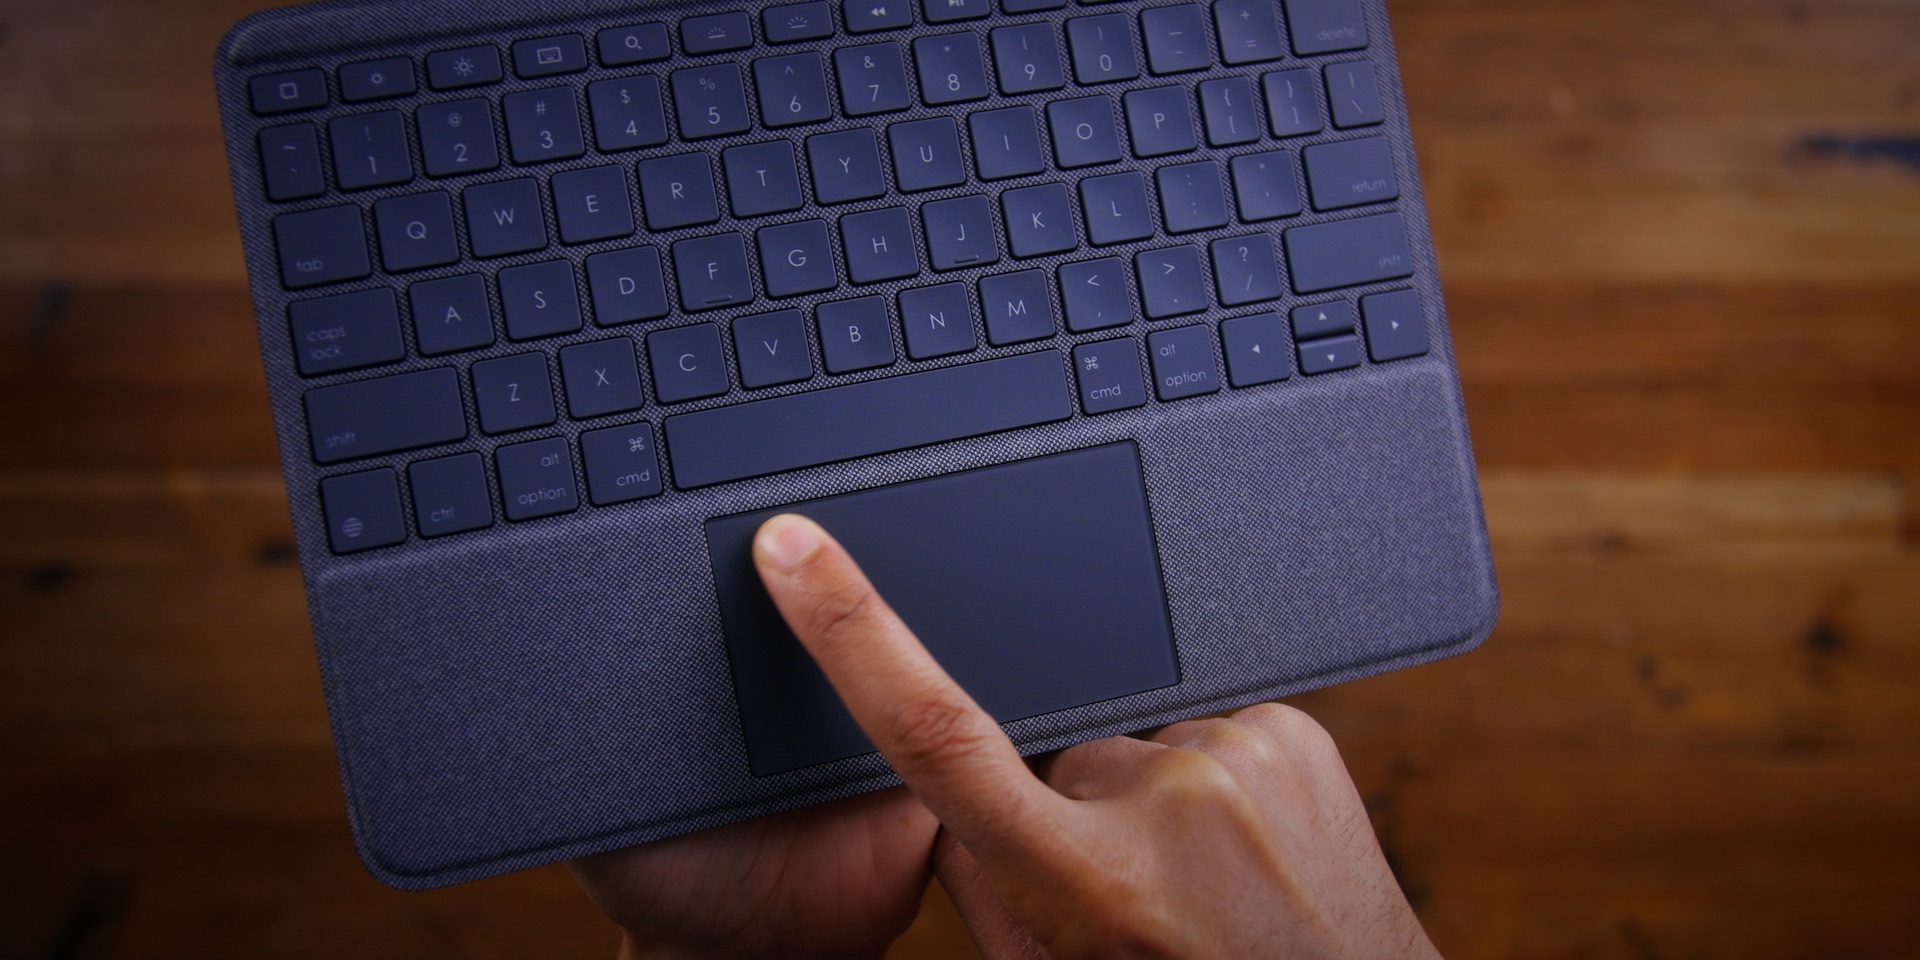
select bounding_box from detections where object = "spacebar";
[665,351,1074,489]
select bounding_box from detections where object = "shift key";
[1285,211,1413,294]
[305,368,468,464]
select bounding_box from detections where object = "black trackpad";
[706,442,1179,777]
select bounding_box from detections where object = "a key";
[588,76,670,151]
[1221,313,1292,387]
[1001,183,1078,257]
[1285,0,1369,55]
[503,88,587,164]
[1284,211,1412,293]
[979,270,1057,345]
[329,111,412,190]
[1305,136,1398,210]
[1361,289,1428,362]
[559,338,646,418]
[756,53,834,128]
[463,179,547,258]
[1326,60,1385,128]
[580,424,664,505]
[970,106,1046,180]
[1298,334,1364,375]
[1080,172,1153,246]
[890,118,968,192]
[409,454,494,538]
[733,310,816,388]
[899,282,978,359]
[288,289,405,376]
[1147,324,1221,400]
[836,43,914,116]
[1199,77,1261,146]
[374,191,460,271]
[758,220,840,297]
[841,207,921,283]
[1142,5,1212,75]
[816,296,897,373]
[1135,245,1208,318]
[1231,150,1303,221]
[498,260,585,341]
[673,233,756,310]
[340,57,416,102]
[990,23,1065,95]
[417,99,500,177]
[1291,300,1355,340]
[1067,14,1140,84]
[683,12,755,55]
[599,23,672,66]
[513,35,589,78]
[638,152,721,230]
[1263,68,1323,137]
[472,352,558,433]
[1211,233,1284,306]
[251,69,328,115]
[426,45,503,90]
[916,34,991,105]
[923,195,999,270]
[274,205,371,289]
[552,165,636,244]
[808,129,887,204]
[1073,339,1147,414]
[673,65,752,138]
[765,3,836,43]
[725,141,806,216]
[411,274,497,355]
[1124,86,1198,157]
[586,248,671,326]
[259,124,324,201]
[1049,96,1123,168]
[1213,0,1287,64]
[305,368,466,463]
[1157,160,1230,234]
[496,437,579,521]
[1059,257,1132,332]
[320,470,406,553]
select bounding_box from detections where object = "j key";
[339,58,415,103]
[259,125,324,201]
[471,352,558,434]
[765,3,835,43]
[808,129,887,204]
[733,310,816,388]
[898,282,978,359]
[1211,233,1284,306]
[409,453,494,538]
[922,194,998,270]
[1298,333,1364,375]
[1141,5,1212,75]
[915,34,991,105]
[374,191,459,271]
[1157,160,1230,234]
[580,424,664,505]
[1213,0,1287,64]
[845,0,913,33]
[1074,339,1147,414]
[673,233,756,311]
[275,205,370,289]
[925,0,992,23]
[464,179,547,258]
[503,88,587,164]
[817,296,896,373]
[758,220,839,297]
[971,106,1047,180]
[586,247,671,326]
[513,35,589,78]
[1124,86,1198,157]
[552,165,636,244]
[496,438,579,521]
[647,324,731,403]
[837,43,914,116]
[638,152,721,230]
[411,274,498,355]
[1231,150,1303,221]
[588,76,670,151]
[683,12,754,55]
[499,260,586,341]
[320,470,406,553]
[1049,96,1123,168]
[251,69,327,115]
[599,23,672,65]
[1304,136,1398,210]
[1059,257,1132,332]
[755,53,833,127]
[559,338,645,418]
[417,99,501,177]
[1136,245,1208,319]
[1066,14,1140,85]
[991,23,1065,95]
[1199,77,1262,146]
[1001,183,1077,257]
[1285,0,1369,55]
[330,112,412,190]
[305,367,467,464]
[841,207,921,283]
[1264,68,1323,137]
[979,269,1057,345]
[890,118,967,192]
[1361,289,1428,362]
[1285,211,1413,293]
[427,45,504,90]
[725,141,806,216]
[1147,324,1221,400]
[673,65,752,138]
[1326,60,1385,128]
[288,289,405,376]
[1221,312,1292,387]
[1080,172,1153,246]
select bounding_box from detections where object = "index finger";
[753,514,1067,861]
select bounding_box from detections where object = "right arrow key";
[1362,289,1430,362]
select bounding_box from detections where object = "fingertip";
[754,513,826,573]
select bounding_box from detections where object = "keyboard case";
[216,0,1497,889]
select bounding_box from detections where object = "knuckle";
[885,694,991,773]
[800,582,887,654]
[1143,746,1245,804]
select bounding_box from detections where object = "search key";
[598,22,671,66]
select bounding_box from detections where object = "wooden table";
[2,1,1916,956]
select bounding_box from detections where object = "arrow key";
[1222,313,1291,388]
[1362,289,1429,362]
[1298,334,1364,376]
[1291,300,1354,341]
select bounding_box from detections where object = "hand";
[753,514,1443,960]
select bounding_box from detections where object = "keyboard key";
[889,118,967,192]
[514,35,589,78]
[841,207,921,283]
[1004,0,1067,10]
[845,0,913,32]
[1263,68,1323,137]
[1362,289,1428,361]
[552,164,637,244]
[1000,183,1077,258]
[329,111,412,190]
[1214,0,1287,64]
[758,220,840,297]
[899,282,978,359]
[1148,324,1221,400]
[755,53,833,128]
[599,23,672,66]
[1285,211,1412,293]
[463,179,546,258]
[1305,136,1398,210]
[1067,14,1139,84]
[684,12,755,54]
[725,141,805,217]
[990,23,1064,95]
[970,106,1046,180]
[560,338,646,418]
[648,324,731,403]
[1298,333,1363,375]
[306,368,466,463]
[733,310,816,388]
[588,76,670,151]
[1080,172,1153,246]
[580,424,664,505]
[374,192,459,271]
[472,352,558,433]
[320,469,406,553]
[288,289,405,376]
[638,152,722,230]
[1074,339,1147,414]
[504,88,587,164]
[673,233,756,310]
[673,65,752,138]
[1285,0,1368,54]
[808,129,887,204]
[1291,300,1354,340]
[1059,258,1131,332]
[923,195,999,270]
[427,45,503,90]
[258,124,325,201]
[1326,60,1385,128]
[339,58,415,103]
[1221,312,1292,387]
[1136,245,1208,318]
[836,43,914,116]
[925,0,992,23]
[1212,233,1284,306]
[496,437,579,521]
[274,205,370,289]
[1142,5,1212,75]
[417,99,500,177]
[665,351,1073,488]
[1198,77,1261,146]
[409,453,494,538]
[411,274,497,355]
[915,33,990,105]
[586,247,671,326]
[1048,96,1122,168]
[251,69,328,115]
[498,260,585,340]
[817,296,898,373]
[979,270,1056,345]
[1158,160,1229,234]
[1231,150,1302,221]
[1124,86,1198,157]
[766,3,835,43]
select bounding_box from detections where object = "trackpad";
[706,442,1179,777]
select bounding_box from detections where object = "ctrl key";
[320,469,407,554]
[409,453,495,538]
[496,437,579,521]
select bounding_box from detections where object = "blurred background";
[2,0,1916,956]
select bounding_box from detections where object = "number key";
[1066,14,1140,85]
[673,64,752,138]
[835,43,913,116]
[914,34,990,106]
[588,76,669,151]
[418,99,501,177]
[754,53,833,128]
[329,111,412,190]
[503,88,586,164]
[990,23,1065,95]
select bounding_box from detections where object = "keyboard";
[216,0,1496,889]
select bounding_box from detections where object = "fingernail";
[757,515,822,571]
